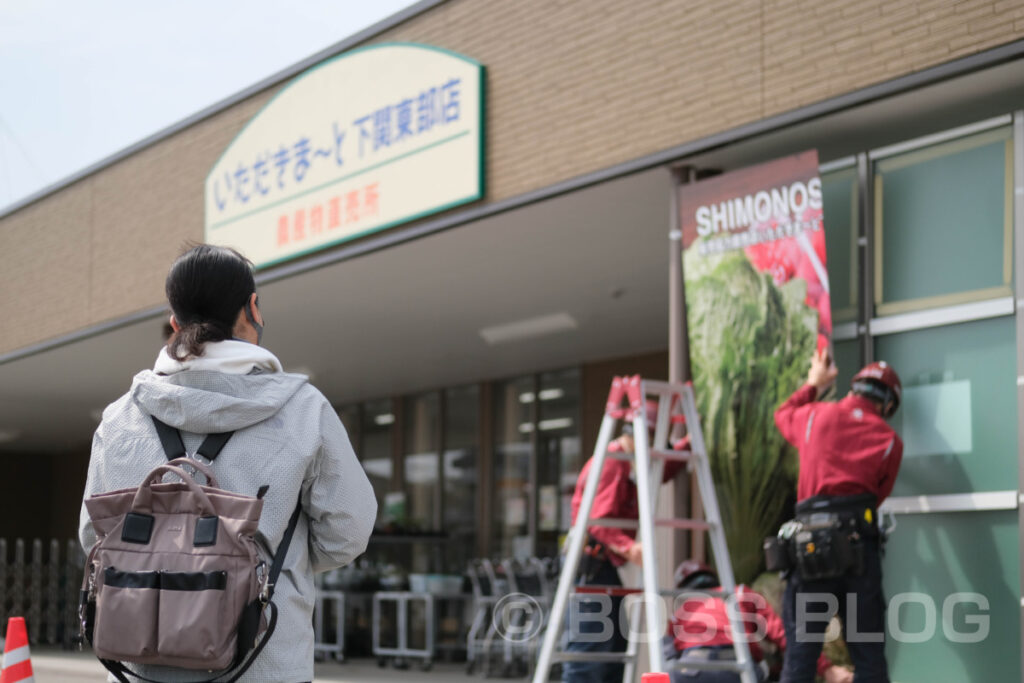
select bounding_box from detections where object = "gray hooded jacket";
[79,346,376,682]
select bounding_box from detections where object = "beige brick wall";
[2,0,1022,355]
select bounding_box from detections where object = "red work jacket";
[670,585,830,676]
[570,438,687,566]
[774,385,903,506]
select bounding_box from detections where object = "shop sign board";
[204,43,485,269]
[678,150,831,581]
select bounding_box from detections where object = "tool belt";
[764,493,877,581]
[578,536,611,583]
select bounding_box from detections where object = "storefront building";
[2,1,1024,679]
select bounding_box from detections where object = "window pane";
[536,368,581,558]
[874,316,1017,496]
[831,338,861,398]
[361,399,394,526]
[492,376,534,559]
[874,127,1012,313]
[337,405,359,440]
[821,166,858,323]
[443,384,479,571]
[884,510,1019,682]
[403,392,439,531]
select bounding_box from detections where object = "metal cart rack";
[313,590,345,662]
[372,590,467,670]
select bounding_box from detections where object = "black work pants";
[781,537,888,683]
[562,559,627,683]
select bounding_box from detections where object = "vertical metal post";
[631,409,664,673]
[1011,110,1024,682]
[856,152,874,365]
[46,539,59,644]
[669,166,689,386]
[531,412,620,682]
[436,390,446,536]
[527,374,540,557]
[479,381,494,558]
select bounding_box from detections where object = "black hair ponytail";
[165,244,256,361]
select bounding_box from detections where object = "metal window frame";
[880,491,1018,515]
[870,120,1014,316]
[868,114,1012,161]
[1012,110,1024,676]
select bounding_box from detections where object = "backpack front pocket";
[94,568,159,659]
[156,570,230,664]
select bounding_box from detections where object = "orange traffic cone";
[0,617,34,683]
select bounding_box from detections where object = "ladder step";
[669,658,749,673]
[553,651,634,664]
[650,448,694,462]
[606,449,693,463]
[574,585,732,599]
[588,517,716,531]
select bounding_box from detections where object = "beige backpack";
[80,419,300,682]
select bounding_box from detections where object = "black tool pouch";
[763,535,792,572]
[578,537,608,583]
[793,514,853,581]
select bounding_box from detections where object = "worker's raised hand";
[807,348,837,394]
[623,541,644,567]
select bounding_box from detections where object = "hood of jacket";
[129,341,309,433]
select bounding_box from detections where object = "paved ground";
[25,647,478,682]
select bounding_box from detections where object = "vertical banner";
[678,150,830,582]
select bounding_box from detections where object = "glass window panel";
[821,166,858,323]
[492,376,534,559]
[443,384,479,571]
[361,399,394,527]
[874,127,1012,314]
[536,368,581,558]
[403,393,440,532]
[831,338,861,399]
[883,510,1019,682]
[874,316,1017,496]
[336,405,359,447]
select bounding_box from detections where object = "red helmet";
[623,400,660,436]
[852,361,902,417]
[673,559,718,590]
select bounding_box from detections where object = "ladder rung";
[587,517,716,531]
[553,651,633,664]
[605,449,693,463]
[656,518,715,531]
[575,585,732,599]
[670,658,748,673]
[650,448,694,462]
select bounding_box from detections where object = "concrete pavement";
[26,647,476,682]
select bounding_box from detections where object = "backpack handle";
[132,464,216,516]
[166,456,220,488]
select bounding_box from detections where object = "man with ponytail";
[79,244,376,683]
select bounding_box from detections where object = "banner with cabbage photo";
[679,150,831,582]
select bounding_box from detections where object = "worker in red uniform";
[562,401,687,683]
[774,349,903,683]
[665,560,851,683]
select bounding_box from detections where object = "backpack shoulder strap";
[266,497,303,602]
[151,416,234,462]
[151,416,186,460]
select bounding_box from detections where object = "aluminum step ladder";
[531,375,758,683]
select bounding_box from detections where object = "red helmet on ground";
[851,361,902,418]
[673,559,718,590]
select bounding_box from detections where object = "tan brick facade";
[2,0,1023,355]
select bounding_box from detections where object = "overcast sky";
[0,0,417,211]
